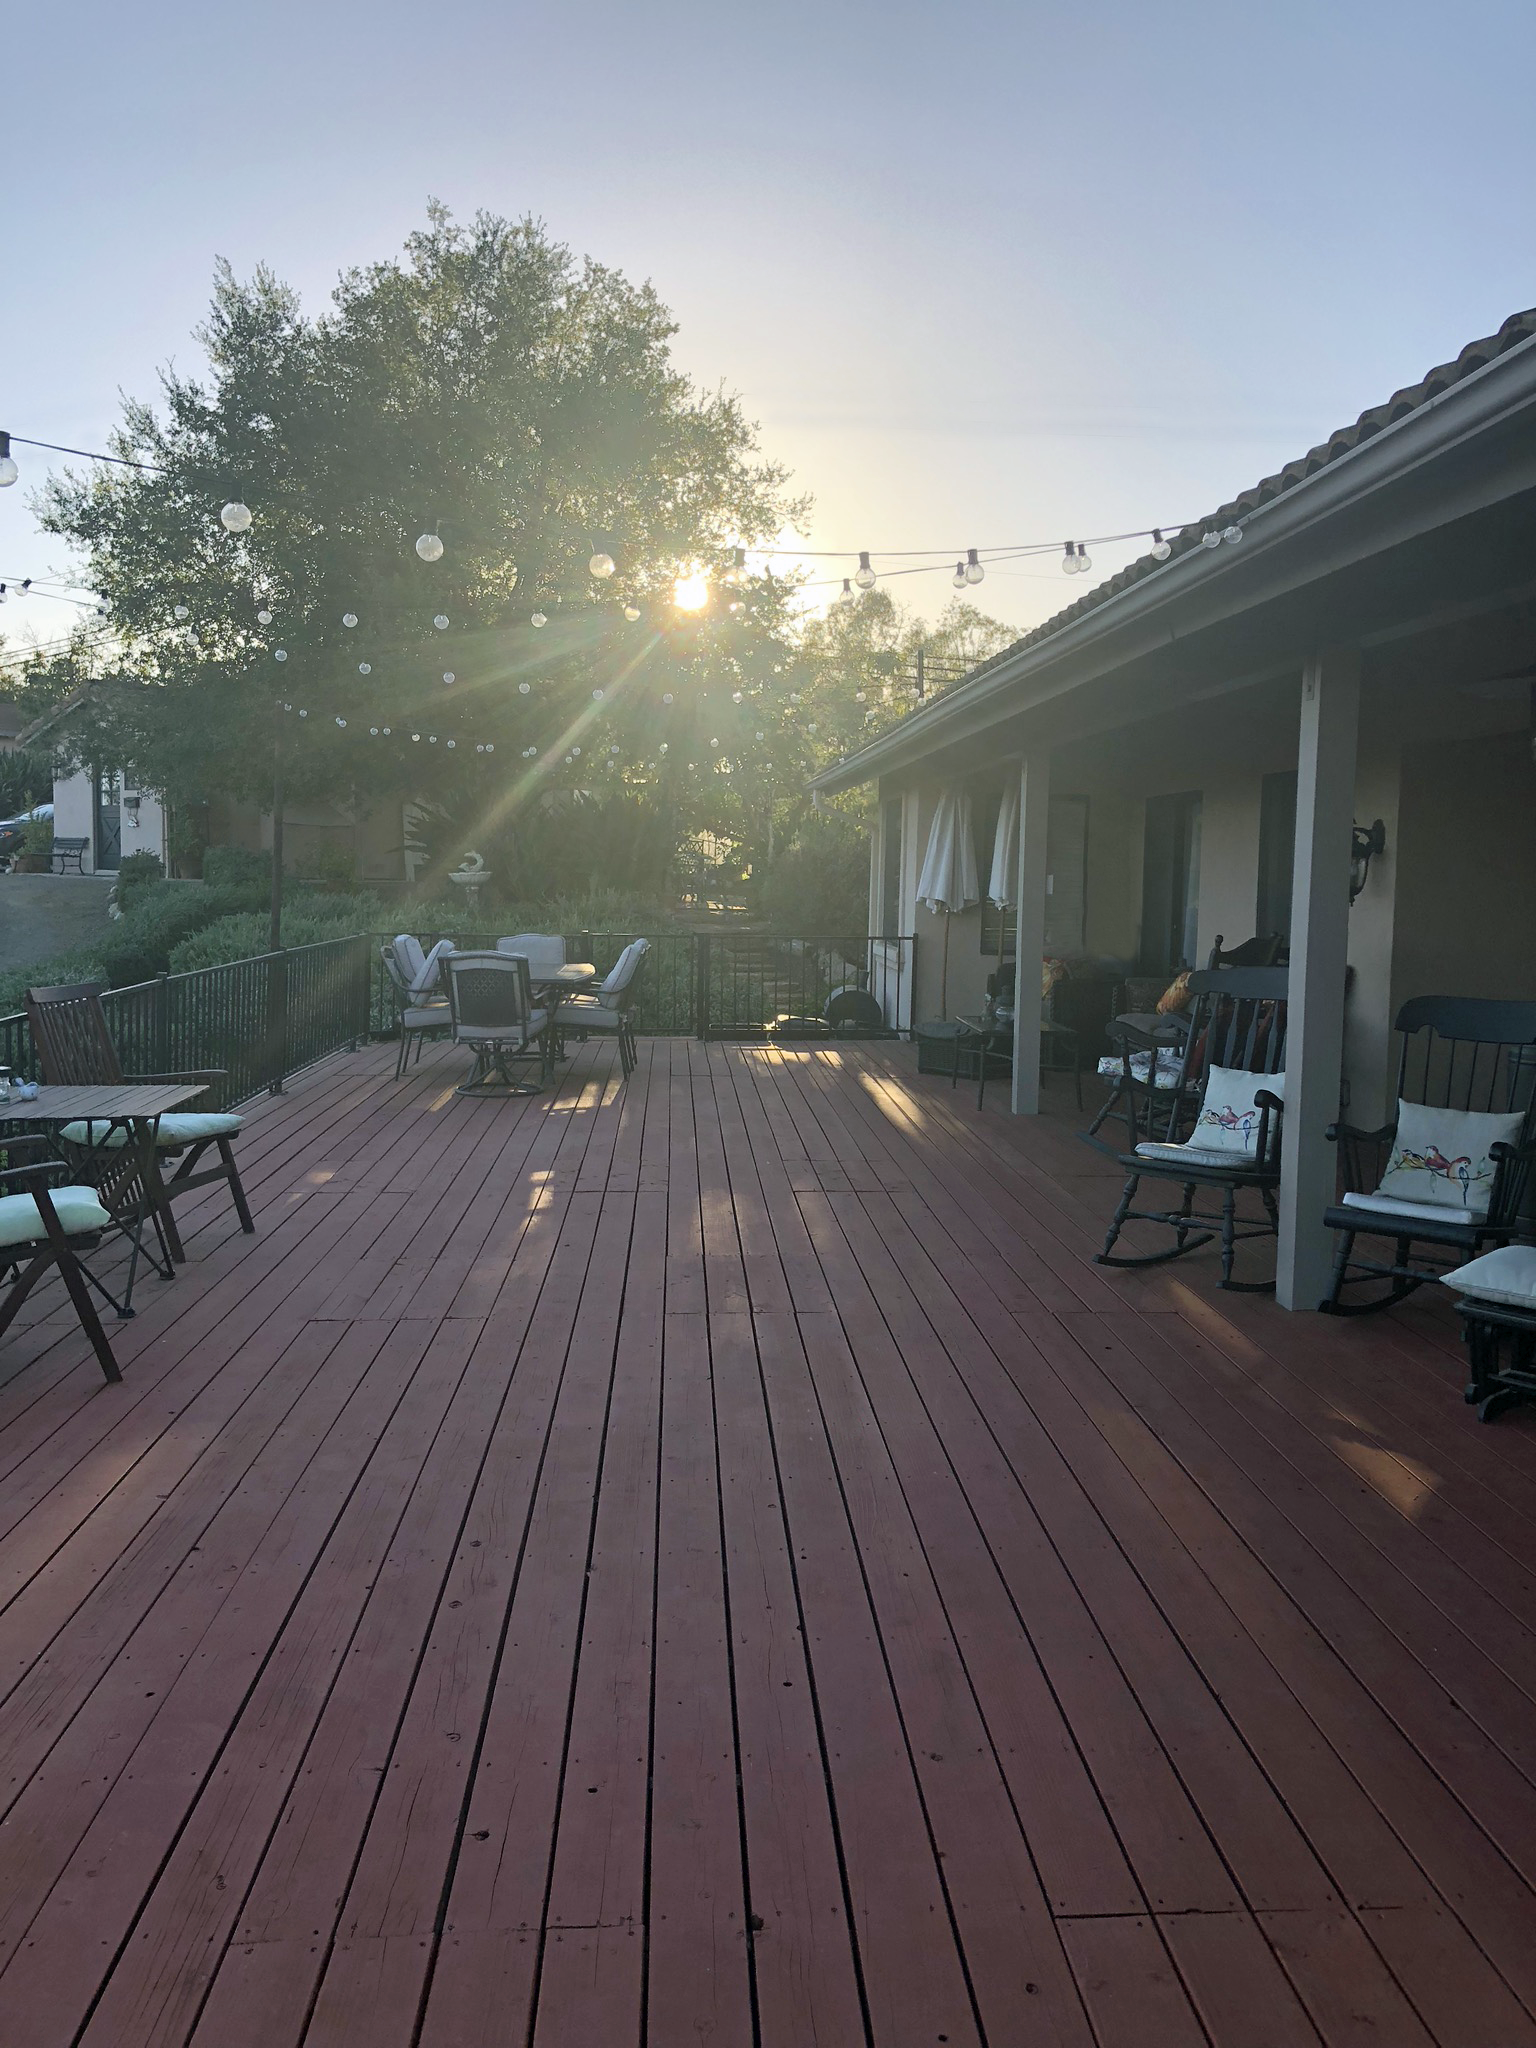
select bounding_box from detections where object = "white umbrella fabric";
[916,788,980,1013]
[987,777,1018,909]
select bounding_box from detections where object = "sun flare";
[673,571,710,612]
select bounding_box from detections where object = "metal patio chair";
[1321,995,1536,1315]
[25,980,254,1266]
[1096,967,1288,1291]
[553,939,649,1079]
[446,950,554,1095]
[381,942,452,1079]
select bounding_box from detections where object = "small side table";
[953,1014,1083,1112]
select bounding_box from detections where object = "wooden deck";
[2,1034,1535,2048]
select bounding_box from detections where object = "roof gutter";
[811,329,1536,793]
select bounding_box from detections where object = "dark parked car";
[0,802,53,865]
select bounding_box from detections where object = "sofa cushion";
[0,1187,112,1246]
[1441,1244,1536,1309]
[1376,1100,1524,1217]
[60,1112,243,1150]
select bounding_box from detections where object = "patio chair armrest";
[1106,1018,1164,1055]
[1253,1088,1285,1114]
[1325,1119,1394,1146]
[0,1155,63,1192]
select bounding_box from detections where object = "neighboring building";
[812,307,1536,1310]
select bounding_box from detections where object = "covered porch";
[1,1035,1533,2047]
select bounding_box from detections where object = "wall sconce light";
[1349,818,1386,903]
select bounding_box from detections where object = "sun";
[673,571,710,612]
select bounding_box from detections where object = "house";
[812,307,1536,1310]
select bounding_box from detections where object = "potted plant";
[13,815,55,872]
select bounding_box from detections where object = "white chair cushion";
[454,1007,548,1043]
[59,1112,243,1150]
[599,939,648,999]
[394,932,428,984]
[0,1186,112,1246]
[1097,1049,1186,1089]
[1339,1190,1488,1227]
[1441,1245,1536,1309]
[402,1005,450,1029]
[497,933,566,969]
[1134,1142,1259,1170]
[1375,1099,1524,1218]
[557,1001,623,1029]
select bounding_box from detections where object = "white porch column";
[1011,753,1050,1114]
[1276,648,1360,1309]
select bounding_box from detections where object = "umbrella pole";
[940,912,950,1015]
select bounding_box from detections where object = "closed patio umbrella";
[987,777,1018,909]
[917,787,980,1014]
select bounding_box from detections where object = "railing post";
[267,948,290,1095]
[694,932,711,1040]
[153,972,171,1077]
[352,935,370,1048]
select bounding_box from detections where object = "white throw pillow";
[1376,1100,1524,1217]
[1188,1066,1285,1159]
[1440,1245,1536,1308]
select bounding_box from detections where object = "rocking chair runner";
[1096,967,1288,1292]
[23,981,254,1266]
[1320,995,1536,1315]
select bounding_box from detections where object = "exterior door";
[1140,792,1202,975]
[93,770,121,871]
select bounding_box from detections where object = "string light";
[274,648,288,661]
[358,662,371,674]
[173,605,189,620]
[835,578,855,612]
[964,547,984,587]
[531,611,548,628]
[433,613,449,630]
[1076,545,1092,576]
[342,612,358,628]
[1062,542,1080,575]
[518,680,531,694]
[220,501,252,534]
[589,551,616,579]
[0,434,17,489]
[1221,523,1244,544]
[415,533,444,562]
[624,605,641,622]
[855,550,876,590]
[951,559,967,589]
[1150,529,1172,561]
[257,608,273,624]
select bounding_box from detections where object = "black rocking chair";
[1320,996,1536,1315]
[1096,967,1288,1292]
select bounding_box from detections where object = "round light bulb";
[433,613,449,630]
[964,547,984,586]
[835,579,856,613]
[342,612,358,628]
[485,743,494,753]
[298,708,307,718]
[756,730,764,740]
[370,726,379,736]
[358,662,371,674]
[592,688,604,700]
[220,501,252,533]
[1076,550,1092,576]
[1201,530,1222,550]
[659,742,668,754]
[0,455,18,488]
[589,551,616,579]
[518,680,531,694]
[443,671,455,684]
[257,608,273,625]
[662,691,674,705]
[383,726,391,735]
[855,690,866,702]
[952,560,967,589]
[412,733,421,742]
[572,745,581,757]
[447,739,456,749]
[531,611,548,628]
[416,533,444,562]
[173,604,189,620]
[335,716,346,727]
[710,736,719,748]
[1150,529,1172,562]
[1062,545,1079,575]
[624,605,641,622]
[274,648,288,661]
[1222,524,1244,545]
[855,551,876,591]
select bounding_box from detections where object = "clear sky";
[5,0,1534,657]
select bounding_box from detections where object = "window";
[1256,770,1298,940]
[879,796,903,934]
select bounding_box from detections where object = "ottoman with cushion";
[1441,1245,1536,1422]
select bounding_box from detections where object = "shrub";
[757,811,872,934]
[201,845,272,892]
[110,851,165,918]
[304,839,357,891]
[20,815,54,857]
[167,891,386,973]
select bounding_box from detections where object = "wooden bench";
[49,838,89,874]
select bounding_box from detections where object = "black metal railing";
[370,929,913,1040]
[0,934,373,1107]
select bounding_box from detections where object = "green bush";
[757,812,872,935]
[20,815,55,857]
[201,845,272,892]
[111,851,165,918]
[168,891,386,973]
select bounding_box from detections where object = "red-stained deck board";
[0,1038,1533,2047]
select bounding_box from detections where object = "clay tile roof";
[949,306,1536,694]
